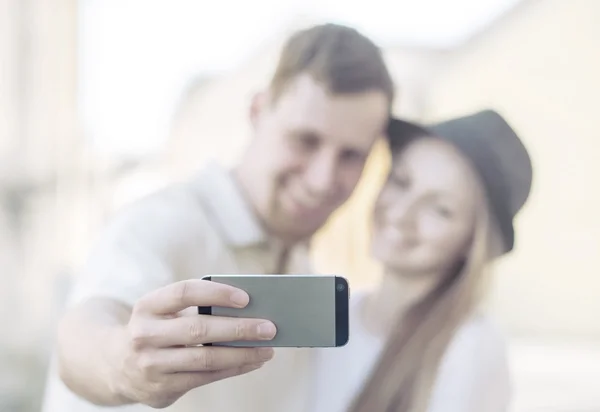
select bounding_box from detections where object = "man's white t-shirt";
[42,162,315,412]
[311,291,511,412]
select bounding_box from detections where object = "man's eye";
[291,134,320,151]
[300,136,319,149]
[340,149,366,163]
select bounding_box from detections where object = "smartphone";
[198,274,349,348]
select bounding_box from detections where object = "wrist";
[104,325,135,405]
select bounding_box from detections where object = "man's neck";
[232,162,307,249]
[231,162,272,238]
[231,162,253,204]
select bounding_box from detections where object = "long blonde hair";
[347,179,503,412]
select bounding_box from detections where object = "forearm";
[57,298,133,406]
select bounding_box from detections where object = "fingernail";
[256,322,276,339]
[230,291,249,307]
[258,347,274,361]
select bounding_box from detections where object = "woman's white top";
[311,291,511,412]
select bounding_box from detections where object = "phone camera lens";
[336,283,345,292]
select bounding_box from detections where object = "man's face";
[247,74,389,242]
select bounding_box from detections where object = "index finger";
[136,279,249,315]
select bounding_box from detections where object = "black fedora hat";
[387,110,533,255]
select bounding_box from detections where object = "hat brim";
[386,117,432,151]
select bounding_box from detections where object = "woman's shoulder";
[442,313,509,370]
[430,315,512,411]
[456,313,507,347]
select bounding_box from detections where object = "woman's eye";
[434,205,453,218]
[391,174,409,189]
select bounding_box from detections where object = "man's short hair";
[269,23,395,105]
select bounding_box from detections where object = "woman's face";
[372,137,481,275]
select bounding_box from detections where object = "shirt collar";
[192,160,268,247]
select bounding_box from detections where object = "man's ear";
[249,90,269,130]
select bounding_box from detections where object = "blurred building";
[0,1,155,410]
[1,1,78,410]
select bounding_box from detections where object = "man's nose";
[304,151,338,197]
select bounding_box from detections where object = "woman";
[312,110,533,412]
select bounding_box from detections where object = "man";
[42,23,394,412]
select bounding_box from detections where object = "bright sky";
[79,0,521,157]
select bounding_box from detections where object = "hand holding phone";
[112,279,277,408]
[199,274,350,348]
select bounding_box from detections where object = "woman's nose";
[386,200,418,230]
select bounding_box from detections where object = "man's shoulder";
[99,172,221,247]
[116,174,211,224]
